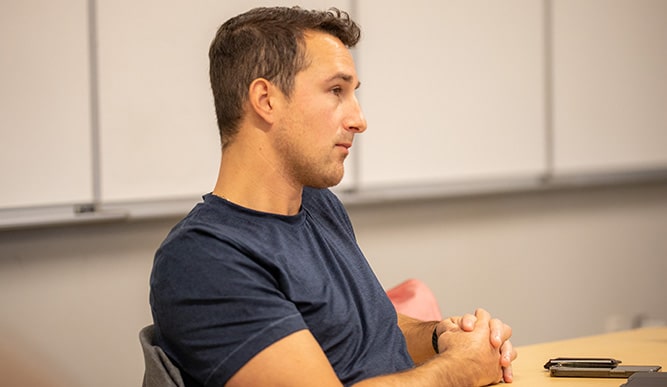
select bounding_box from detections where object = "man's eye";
[331,86,343,95]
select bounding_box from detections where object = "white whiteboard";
[0,0,93,209]
[552,0,667,175]
[355,0,547,188]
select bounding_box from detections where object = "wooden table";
[511,327,666,386]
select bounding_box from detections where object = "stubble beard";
[274,118,346,189]
[291,153,346,189]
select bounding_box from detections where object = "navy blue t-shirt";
[150,188,413,386]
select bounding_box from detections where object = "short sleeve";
[150,231,308,386]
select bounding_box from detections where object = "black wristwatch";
[432,326,439,354]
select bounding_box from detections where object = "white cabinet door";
[355,0,546,189]
[96,0,352,203]
[0,0,92,209]
[552,0,667,175]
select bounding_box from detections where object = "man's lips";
[336,142,352,155]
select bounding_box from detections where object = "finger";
[502,365,514,383]
[500,339,516,367]
[489,319,509,347]
[473,309,492,336]
[489,318,502,347]
[500,340,517,383]
[473,308,491,327]
[460,313,477,332]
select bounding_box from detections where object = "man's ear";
[248,78,280,125]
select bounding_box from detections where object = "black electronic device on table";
[620,372,667,386]
[544,357,662,379]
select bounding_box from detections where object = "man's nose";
[345,98,367,133]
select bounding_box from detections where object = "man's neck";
[212,143,303,216]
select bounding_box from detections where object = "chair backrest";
[386,278,443,321]
[139,325,185,387]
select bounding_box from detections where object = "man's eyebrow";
[327,73,361,89]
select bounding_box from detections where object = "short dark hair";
[209,6,361,148]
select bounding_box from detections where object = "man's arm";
[227,309,513,387]
[226,329,343,387]
[397,313,439,365]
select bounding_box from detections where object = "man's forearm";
[397,313,440,365]
[353,352,479,387]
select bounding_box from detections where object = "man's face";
[272,31,367,189]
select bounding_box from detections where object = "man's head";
[209,6,361,148]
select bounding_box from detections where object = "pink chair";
[386,279,442,321]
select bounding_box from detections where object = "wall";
[1,181,666,387]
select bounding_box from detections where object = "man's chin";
[306,171,345,189]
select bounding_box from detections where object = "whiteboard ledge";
[338,175,546,206]
[0,205,127,231]
[99,197,201,220]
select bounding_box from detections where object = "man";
[150,6,516,387]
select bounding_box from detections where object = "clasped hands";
[435,308,517,385]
